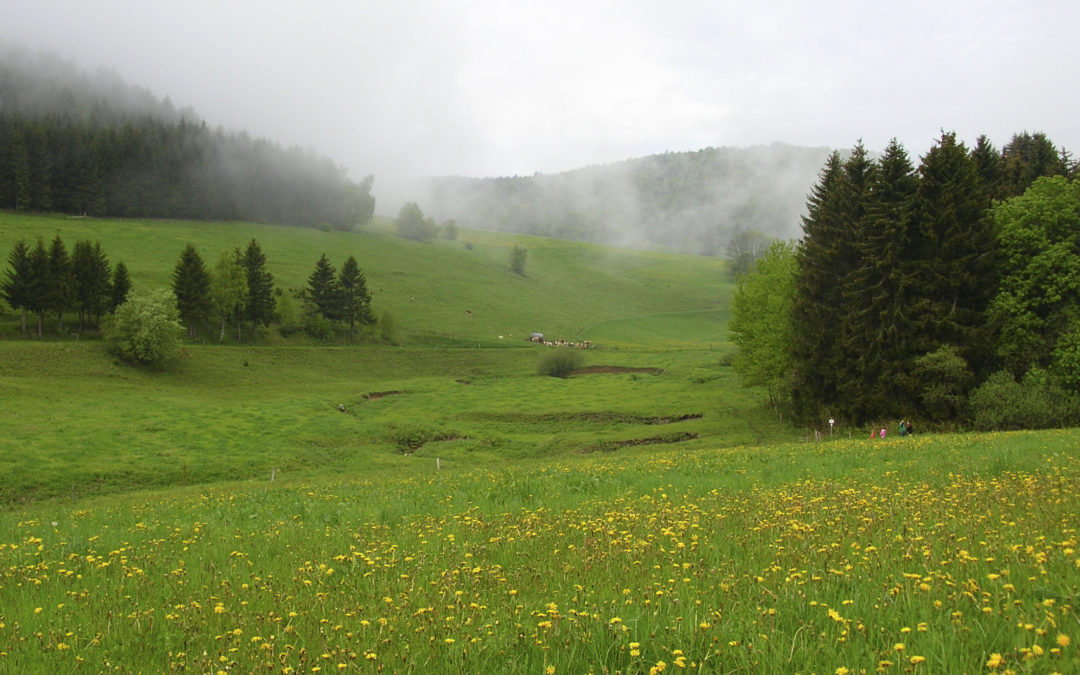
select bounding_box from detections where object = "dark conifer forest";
[0,47,375,228]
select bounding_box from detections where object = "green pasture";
[0,429,1076,672]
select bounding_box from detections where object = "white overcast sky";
[5,0,1079,206]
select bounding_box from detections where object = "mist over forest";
[421,144,832,255]
[0,46,374,228]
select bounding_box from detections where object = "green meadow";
[1,212,1077,673]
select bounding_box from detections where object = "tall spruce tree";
[27,238,49,335]
[71,239,112,329]
[790,152,849,423]
[845,139,920,422]
[46,234,73,334]
[110,261,131,312]
[910,132,997,387]
[240,239,275,340]
[305,254,342,321]
[338,255,374,340]
[172,244,213,338]
[1,239,32,332]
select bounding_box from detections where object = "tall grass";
[0,430,1076,672]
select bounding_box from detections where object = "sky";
[5,0,1079,209]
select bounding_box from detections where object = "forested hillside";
[422,144,833,255]
[0,46,375,227]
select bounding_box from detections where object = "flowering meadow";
[1,429,1077,673]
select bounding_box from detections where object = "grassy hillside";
[0,212,776,505]
[0,213,729,346]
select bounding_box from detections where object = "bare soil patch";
[363,390,404,400]
[572,365,664,376]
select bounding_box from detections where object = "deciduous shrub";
[537,349,583,378]
[969,369,1080,430]
[104,289,184,367]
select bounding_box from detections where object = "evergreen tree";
[172,244,212,338]
[46,234,73,334]
[845,139,921,421]
[27,238,49,335]
[970,135,1004,203]
[910,132,997,385]
[1001,132,1069,198]
[2,240,33,332]
[110,261,131,312]
[790,151,860,423]
[338,255,373,340]
[71,239,112,329]
[304,253,342,320]
[239,239,275,340]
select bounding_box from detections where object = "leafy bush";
[537,349,584,378]
[969,369,1080,430]
[104,289,184,367]
[913,345,973,423]
[303,314,335,342]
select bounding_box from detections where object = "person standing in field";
[899,420,908,437]
[879,427,886,439]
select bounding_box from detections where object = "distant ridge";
[421,143,833,255]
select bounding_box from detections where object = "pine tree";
[790,152,848,423]
[27,238,49,336]
[338,255,373,340]
[239,239,275,340]
[172,244,213,338]
[845,139,921,421]
[910,132,997,385]
[1,239,32,332]
[110,261,131,312]
[46,234,73,334]
[71,239,112,330]
[305,253,342,321]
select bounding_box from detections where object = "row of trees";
[170,241,375,342]
[0,47,376,227]
[729,131,1079,430]
[1,235,130,335]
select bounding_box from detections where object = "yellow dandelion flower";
[546,667,555,675]
[986,653,1003,668]
[836,668,850,675]
[1057,633,1070,648]
[909,655,925,665]
[894,643,905,652]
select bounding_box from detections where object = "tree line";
[0,46,375,228]
[1,235,130,335]
[2,235,376,349]
[729,131,1080,432]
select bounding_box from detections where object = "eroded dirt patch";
[363,390,404,400]
[578,431,698,453]
[572,365,664,375]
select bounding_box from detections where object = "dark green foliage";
[969,369,1080,430]
[172,244,212,338]
[1001,132,1073,198]
[1,239,32,331]
[912,345,974,424]
[304,253,342,321]
[71,239,112,330]
[790,152,848,421]
[0,50,374,228]
[47,234,73,333]
[209,251,247,342]
[537,349,584,378]
[110,261,131,312]
[239,239,276,340]
[338,255,374,340]
[509,246,527,276]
